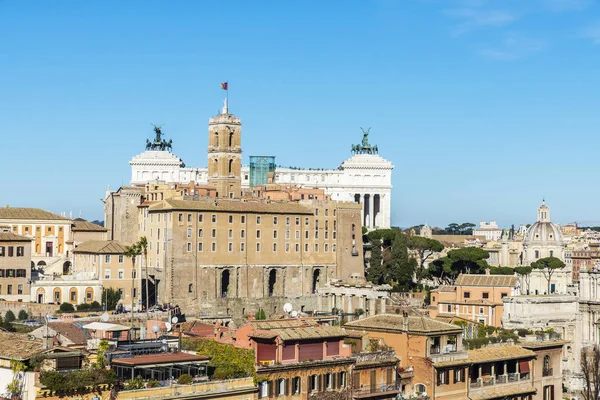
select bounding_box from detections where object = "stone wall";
[0,300,59,318]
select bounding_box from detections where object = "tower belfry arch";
[207,99,242,198]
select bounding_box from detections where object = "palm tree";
[138,236,149,319]
[124,243,141,326]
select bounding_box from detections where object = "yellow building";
[0,232,32,301]
[72,240,138,309]
[0,206,73,274]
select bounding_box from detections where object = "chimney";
[402,311,409,331]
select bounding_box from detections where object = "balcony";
[469,373,534,399]
[353,383,400,399]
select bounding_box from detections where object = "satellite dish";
[171,316,179,324]
[283,303,293,313]
[291,310,298,318]
[152,325,160,334]
[165,322,172,332]
[101,313,109,322]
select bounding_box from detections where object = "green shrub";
[77,303,90,311]
[125,376,144,390]
[146,379,159,388]
[255,309,267,320]
[59,303,75,313]
[5,310,16,324]
[17,310,28,320]
[177,374,193,385]
[90,301,101,310]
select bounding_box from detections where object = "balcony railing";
[470,373,530,389]
[543,368,553,377]
[353,384,400,398]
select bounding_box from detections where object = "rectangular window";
[187,213,192,222]
[315,230,319,239]
[295,217,300,225]
[286,230,290,239]
[198,214,203,222]
[305,243,309,252]
[257,243,261,252]
[212,214,217,223]
[198,243,203,252]
[229,215,233,223]
[118,255,124,263]
[17,284,23,295]
[187,228,192,238]
[295,230,300,239]
[16,247,24,257]
[454,368,464,383]
[326,373,332,389]
[7,247,14,257]
[286,217,290,225]
[464,291,471,299]
[187,242,192,252]
[212,229,217,238]
[292,377,301,394]
[228,229,233,239]
[212,242,216,252]
[104,269,111,279]
[296,243,300,252]
[447,304,452,312]
[273,243,277,252]
[256,216,261,224]
[324,244,328,252]
[314,244,319,252]
[105,255,111,263]
[241,215,246,223]
[305,217,309,226]
[198,229,203,238]
[7,285,12,295]
[273,230,278,239]
[228,243,233,252]
[332,244,336,252]
[286,243,290,252]
[339,372,346,388]
[305,231,309,239]
[241,243,245,251]
[241,229,245,238]
[256,230,261,239]
[273,216,278,225]
[0,247,4,257]
[118,270,124,279]
[178,213,183,223]
[482,292,489,299]
[501,292,508,298]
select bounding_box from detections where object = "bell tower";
[207,99,242,198]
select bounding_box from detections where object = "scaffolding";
[249,156,276,187]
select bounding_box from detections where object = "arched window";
[188,284,193,293]
[228,159,233,175]
[228,132,234,147]
[535,250,540,259]
[213,132,218,146]
[543,355,551,372]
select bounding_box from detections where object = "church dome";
[523,201,563,244]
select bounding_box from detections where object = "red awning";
[519,360,530,373]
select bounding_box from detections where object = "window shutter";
[285,379,289,395]
[445,370,450,384]
[308,376,312,392]
[268,381,273,398]
[320,374,324,391]
[333,372,338,389]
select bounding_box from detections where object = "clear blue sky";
[2,0,600,229]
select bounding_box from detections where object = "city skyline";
[2,1,600,227]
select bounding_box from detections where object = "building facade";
[0,232,32,301]
[473,221,503,241]
[429,274,518,327]
[0,207,73,274]
[128,104,393,229]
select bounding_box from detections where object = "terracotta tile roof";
[72,219,107,232]
[467,345,535,364]
[519,340,570,349]
[431,286,456,293]
[48,322,87,346]
[250,319,314,330]
[111,352,208,366]
[274,326,346,341]
[455,274,517,287]
[248,330,279,340]
[73,240,126,254]
[0,332,45,360]
[0,207,68,221]
[0,232,32,242]
[148,199,314,215]
[469,384,536,400]
[345,314,462,335]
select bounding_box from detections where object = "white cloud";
[580,22,600,44]
[479,35,546,60]
[444,7,518,34]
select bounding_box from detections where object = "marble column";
[368,194,375,228]
[380,297,386,313]
[347,295,354,314]
[369,298,377,316]
[358,296,365,311]
[359,194,364,228]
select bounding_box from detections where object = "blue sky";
[1,0,600,229]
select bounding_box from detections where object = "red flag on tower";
[221,82,228,90]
